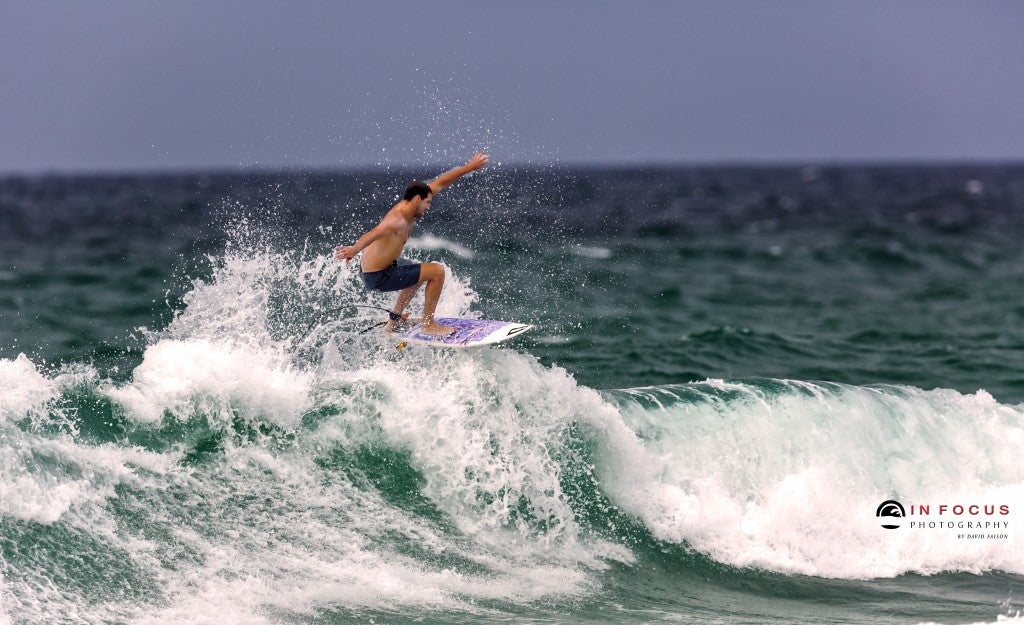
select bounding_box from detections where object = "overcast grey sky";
[2,1,1023,173]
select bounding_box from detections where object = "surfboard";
[396,317,533,348]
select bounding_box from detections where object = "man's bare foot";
[420,321,455,336]
[383,313,415,333]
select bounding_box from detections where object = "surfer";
[335,152,489,335]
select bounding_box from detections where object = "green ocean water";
[0,166,1022,624]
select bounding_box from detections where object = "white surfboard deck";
[396,317,533,348]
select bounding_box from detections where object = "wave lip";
[601,380,1024,579]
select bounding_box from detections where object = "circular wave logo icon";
[877,500,906,529]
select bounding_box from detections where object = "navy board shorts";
[361,258,422,292]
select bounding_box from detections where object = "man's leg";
[419,262,454,335]
[381,262,453,335]
[384,283,421,331]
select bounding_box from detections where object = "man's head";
[404,181,433,217]
[403,181,432,215]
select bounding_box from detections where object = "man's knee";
[421,262,446,282]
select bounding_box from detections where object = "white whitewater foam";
[604,381,1024,578]
[0,354,57,422]
[0,573,10,625]
[408,232,475,259]
[0,415,167,525]
[315,339,636,567]
[83,248,608,621]
[2,242,610,622]
[567,244,613,259]
[918,614,1024,625]
[119,362,610,623]
[0,355,144,525]
[104,338,314,428]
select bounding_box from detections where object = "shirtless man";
[335,152,489,335]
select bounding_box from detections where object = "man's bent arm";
[428,152,489,194]
[335,222,393,262]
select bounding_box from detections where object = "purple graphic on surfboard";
[399,317,533,347]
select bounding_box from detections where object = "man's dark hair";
[403,181,432,201]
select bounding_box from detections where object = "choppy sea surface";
[1,165,1022,624]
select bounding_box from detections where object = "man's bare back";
[335,152,489,336]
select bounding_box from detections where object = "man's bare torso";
[360,204,414,272]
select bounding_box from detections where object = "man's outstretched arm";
[428,152,489,195]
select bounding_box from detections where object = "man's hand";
[335,245,357,263]
[465,151,489,172]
